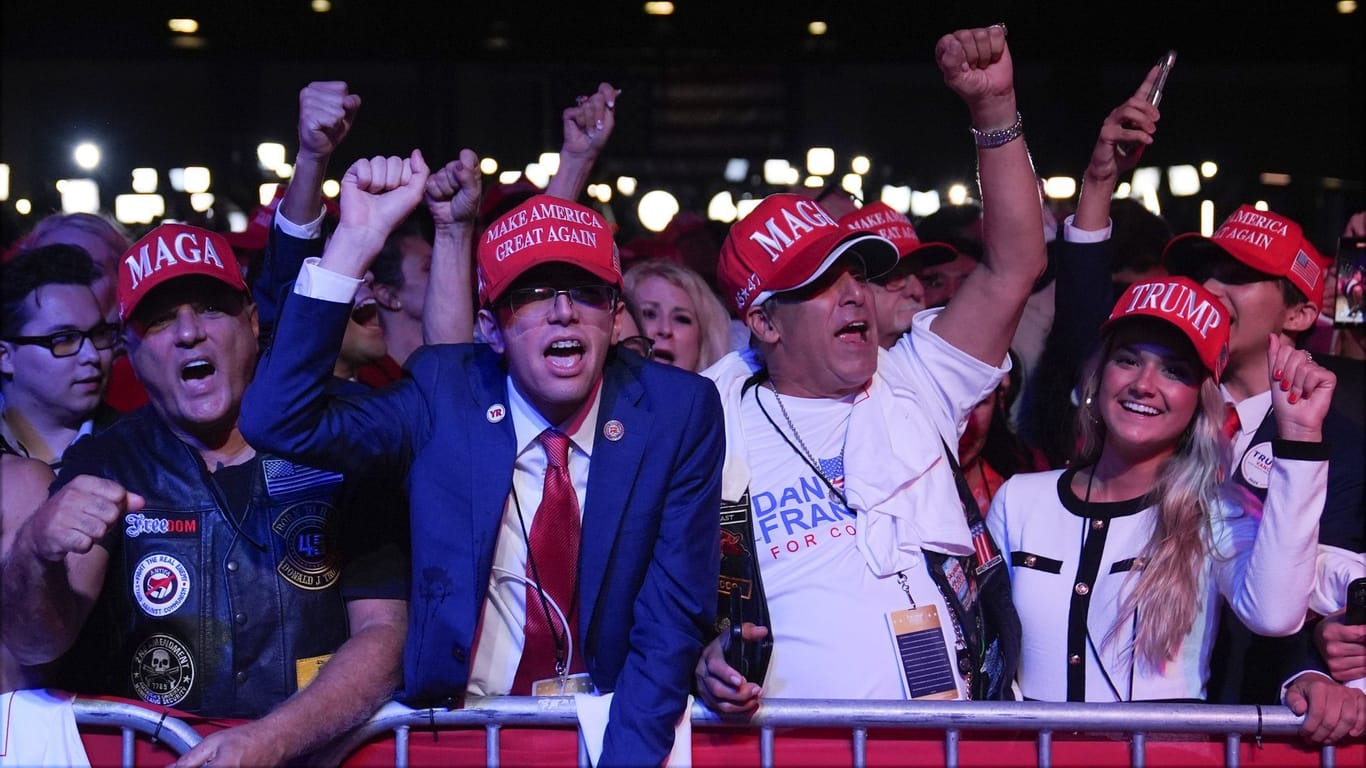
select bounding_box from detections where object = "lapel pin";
[603,419,625,442]
[486,404,507,423]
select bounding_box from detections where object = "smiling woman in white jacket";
[987,276,1333,702]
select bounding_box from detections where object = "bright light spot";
[617,176,638,196]
[169,168,186,192]
[182,166,211,194]
[114,194,165,225]
[1200,200,1215,236]
[806,147,835,176]
[880,185,912,214]
[538,152,560,176]
[707,191,737,223]
[587,183,613,203]
[1115,182,1132,198]
[851,155,871,175]
[259,183,280,206]
[644,1,675,15]
[131,168,158,193]
[59,178,99,214]
[167,18,199,34]
[498,170,523,184]
[763,159,793,186]
[1260,172,1292,186]
[228,210,248,232]
[322,180,340,198]
[1338,0,1357,13]
[946,183,969,206]
[275,163,293,179]
[524,163,550,189]
[1043,176,1077,199]
[724,159,749,183]
[841,173,863,197]
[55,179,67,192]
[1131,167,1161,214]
[1167,165,1200,197]
[257,142,286,171]
[1254,200,1270,211]
[910,190,941,218]
[311,0,333,12]
[637,190,679,233]
[190,193,214,212]
[808,20,828,35]
[15,199,32,215]
[480,157,499,175]
[74,142,101,170]
[0,164,8,201]
[1200,161,1218,179]
[804,175,825,189]
[736,198,762,220]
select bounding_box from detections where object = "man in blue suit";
[240,150,723,766]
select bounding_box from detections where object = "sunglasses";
[499,285,619,318]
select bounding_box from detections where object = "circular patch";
[132,554,191,617]
[602,419,625,442]
[486,403,507,423]
[1239,441,1274,489]
[130,633,194,707]
[272,501,340,591]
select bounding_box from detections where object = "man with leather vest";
[1,223,407,767]
[695,26,1035,710]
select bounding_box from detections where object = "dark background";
[4,1,1363,248]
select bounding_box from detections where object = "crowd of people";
[1,24,1362,767]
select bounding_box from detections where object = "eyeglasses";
[499,285,619,318]
[3,323,120,357]
[618,335,654,359]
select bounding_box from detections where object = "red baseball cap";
[1164,204,1330,307]
[1102,276,1230,382]
[476,194,621,306]
[717,193,899,315]
[838,202,957,271]
[118,223,247,323]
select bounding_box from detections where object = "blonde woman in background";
[623,259,732,372]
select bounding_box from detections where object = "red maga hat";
[1103,276,1230,382]
[1164,204,1330,307]
[118,223,247,323]
[838,202,957,271]
[475,194,621,306]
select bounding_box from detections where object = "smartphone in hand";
[1117,50,1177,159]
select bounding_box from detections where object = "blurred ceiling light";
[167,18,199,34]
[910,190,941,218]
[169,168,186,192]
[1259,172,1292,186]
[1167,165,1200,197]
[538,152,561,176]
[1338,0,1357,13]
[1200,161,1218,178]
[736,198,762,220]
[587,183,613,203]
[1131,167,1161,214]
[946,183,969,206]
[259,183,280,206]
[1254,200,1270,211]
[524,162,550,189]
[498,170,523,184]
[707,191,737,223]
[74,142,100,171]
[228,210,248,233]
[616,176,638,196]
[0,164,9,201]
[59,179,99,214]
[806,147,835,176]
[1115,181,1133,198]
[644,2,674,16]
[850,155,871,175]
[189,193,215,213]
[1043,176,1077,199]
[257,142,286,171]
[311,0,333,12]
[637,190,679,233]
[131,168,158,193]
[880,185,912,214]
[275,163,293,179]
[808,20,829,35]
[1200,200,1215,236]
[803,175,825,189]
[322,180,340,198]
[763,159,792,186]
[480,157,499,175]
[115,194,166,225]
[841,173,863,197]
[15,199,32,215]
[724,158,749,183]
[182,166,211,194]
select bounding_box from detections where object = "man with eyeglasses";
[0,244,118,469]
[2,223,409,766]
[241,157,724,766]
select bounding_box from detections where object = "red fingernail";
[1273,369,1283,380]
[1281,379,1291,391]
[1288,392,1298,404]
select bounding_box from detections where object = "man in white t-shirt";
[695,25,1047,710]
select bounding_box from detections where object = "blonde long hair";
[1073,339,1231,671]
[623,259,732,372]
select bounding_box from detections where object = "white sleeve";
[293,256,362,304]
[275,207,325,240]
[1062,214,1113,243]
[1211,449,1327,636]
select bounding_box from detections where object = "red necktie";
[511,429,585,694]
[1221,403,1241,441]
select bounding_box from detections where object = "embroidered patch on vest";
[124,512,199,538]
[130,633,195,707]
[262,458,343,498]
[132,553,191,617]
[272,500,340,590]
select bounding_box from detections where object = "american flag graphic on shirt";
[262,458,342,497]
[819,455,846,491]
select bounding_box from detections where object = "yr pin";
[486,404,507,423]
[602,419,625,442]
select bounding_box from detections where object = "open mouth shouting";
[545,337,586,373]
[351,298,381,328]
[835,320,870,344]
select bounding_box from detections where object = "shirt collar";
[506,377,602,461]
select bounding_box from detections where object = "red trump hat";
[476,194,621,306]
[838,202,957,270]
[118,223,247,323]
[1102,276,1230,382]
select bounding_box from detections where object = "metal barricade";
[72,698,201,766]
[335,696,1341,768]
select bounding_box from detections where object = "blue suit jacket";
[241,292,723,765]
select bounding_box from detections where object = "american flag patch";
[262,458,342,497]
[1290,249,1321,290]
[971,524,1003,574]
[819,455,846,490]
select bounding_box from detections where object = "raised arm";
[930,26,1047,365]
[1074,66,1161,231]
[545,82,620,201]
[422,148,481,345]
